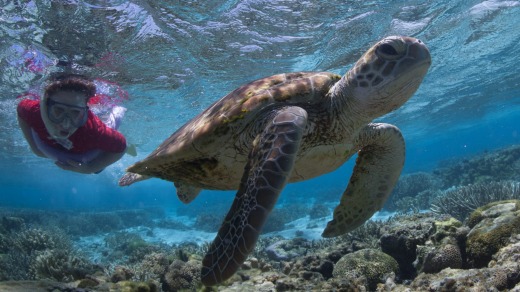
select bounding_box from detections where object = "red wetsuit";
[17,99,126,155]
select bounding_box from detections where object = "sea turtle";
[119,36,431,286]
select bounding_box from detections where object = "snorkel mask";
[46,98,88,127]
[40,91,89,141]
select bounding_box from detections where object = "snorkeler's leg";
[105,106,127,129]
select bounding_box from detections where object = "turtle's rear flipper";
[201,106,308,286]
[322,123,405,237]
[174,181,201,203]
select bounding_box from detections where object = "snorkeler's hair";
[44,74,96,101]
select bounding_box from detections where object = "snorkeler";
[17,74,127,174]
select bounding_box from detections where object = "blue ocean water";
[0,0,519,215]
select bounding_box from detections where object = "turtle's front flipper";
[118,172,150,186]
[201,106,308,286]
[322,123,405,237]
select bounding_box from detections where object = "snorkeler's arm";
[86,150,125,173]
[18,117,46,158]
[55,150,125,174]
[55,115,127,173]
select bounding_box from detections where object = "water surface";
[0,0,519,210]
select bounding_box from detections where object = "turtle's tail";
[118,172,149,186]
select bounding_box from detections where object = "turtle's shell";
[127,71,341,189]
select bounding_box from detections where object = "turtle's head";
[339,36,431,118]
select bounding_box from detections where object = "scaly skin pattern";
[201,106,307,285]
[119,36,431,286]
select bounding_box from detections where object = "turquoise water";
[1,0,519,213]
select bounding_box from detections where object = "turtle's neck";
[328,74,375,134]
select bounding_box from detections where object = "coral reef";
[0,226,97,282]
[193,212,225,232]
[402,234,520,291]
[413,216,467,274]
[190,202,313,235]
[0,207,166,237]
[385,172,443,212]
[465,200,520,268]
[434,145,520,186]
[309,203,330,219]
[264,238,311,261]
[130,252,169,283]
[0,216,26,233]
[332,248,399,291]
[4,143,520,292]
[0,207,519,291]
[155,218,190,230]
[0,279,160,292]
[115,281,158,292]
[31,249,96,282]
[265,240,298,261]
[163,259,201,291]
[262,204,310,233]
[66,209,160,236]
[408,267,511,291]
[344,219,386,249]
[431,180,520,221]
[104,231,162,263]
[176,199,231,219]
[290,254,334,280]
[379,213,438,279]
[13,227,68,253]
[110,266,135,283]
[416,239,463,273]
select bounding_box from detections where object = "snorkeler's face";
[43,90,89,139]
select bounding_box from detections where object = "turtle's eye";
[379,44,398,56]
[376,37,406,60]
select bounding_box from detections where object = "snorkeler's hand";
[55,159,94,174]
